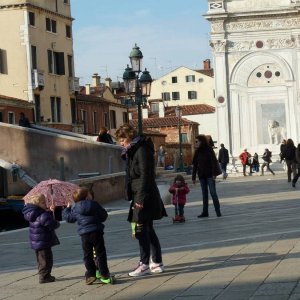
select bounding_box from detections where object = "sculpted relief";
[226,18,300,32]
[226,0,290,11]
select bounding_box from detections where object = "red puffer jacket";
[169,183,190,205]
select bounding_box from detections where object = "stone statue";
[267,120,286,144]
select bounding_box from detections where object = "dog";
[268,120,286,145]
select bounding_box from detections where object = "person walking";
[116,124,167,277]
[192,134,222,218]
[218,143,229,180]
[260,148,275,176]
[239,149,252,176]
[157,145,166,168]
[18,112,30,127]
[282,138,297,182]
[96,127,114,144]
[280,139,287,163]
[252,152,260,173]
[292,143,300,188]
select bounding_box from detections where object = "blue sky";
[71,0,211,85]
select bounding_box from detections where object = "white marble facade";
[205,0,300,156]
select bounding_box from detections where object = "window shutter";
[57,52,65,75]
[52,20,57,33]
[56,97,61,122]
[0,49,3,73]
[47,50,53,73]
[46,18,51,31]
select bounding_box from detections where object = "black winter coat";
[62,199,107,235]
[283,144,296,161]
[218,147,229,164]
[126,136,167,223]
[23,204,60,250]
[192,146,221,180]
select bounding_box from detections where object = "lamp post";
[175,105,184,172]
[123,44,152,135]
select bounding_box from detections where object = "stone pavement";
[1,172,300,300]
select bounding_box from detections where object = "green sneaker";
[99,276,111,284]
[96,270,101,279]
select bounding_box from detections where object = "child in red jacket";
[169,174,190,223]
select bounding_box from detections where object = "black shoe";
[197,213,209,218]
[86,276,96,285]
[216,212,222,217]
[292,182,296,188]
[39,275,55,284]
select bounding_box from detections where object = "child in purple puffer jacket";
[23,194,60,284]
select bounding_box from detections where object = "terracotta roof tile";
[195,69,214,77]
[129,104,215,119]
[129,116,198,128]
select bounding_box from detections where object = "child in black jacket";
[62,187,111,285]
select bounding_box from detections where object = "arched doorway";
[229,52,296,156]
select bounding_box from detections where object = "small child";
[169,174,190,222]
[62,187,111,285]
[22,194,60,284]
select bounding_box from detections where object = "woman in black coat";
[116,124,167,277]
[192,135,222,218]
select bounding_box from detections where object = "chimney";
[158,102,164,118]
[105,77,112,89]
[92,73,100,87]
[85,84,91,95]
[203,59,211,70]
[142,107,148,119]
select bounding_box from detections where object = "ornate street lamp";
[123,44,152,135]
[175,105,184,172]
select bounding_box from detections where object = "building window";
[172,76,177,83]
[29,12,35,26]
[50,97,61,122]
[186,75,195,82]
[151,103,159,112]
[67,55,73,77]
[34,94,41,123]
[48,50,65,75]
[70,98,76,123]
[0,112,2,122]
[93,111,98,134]
[110,110,116,129]
[188,91,197,100]
[64,0,69,4]
[46,18,57,33]
[181,133,188,143]
[66,25,72,38]
[162,92,170,101]
[172,92,180,100]
[0,48,7,74]
[8,112,15,124]
[123,112,128,123]
[81,110,88,134]
[104,112,109,128]
[31,45,37,69]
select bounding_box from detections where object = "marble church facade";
[205,0,300,156]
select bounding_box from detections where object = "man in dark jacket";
[260,148,275,176]
[116,124,167,277]
[218,143,229,180]
[63,188,111,285]
[282,138,297,182]
[18,112,30,127]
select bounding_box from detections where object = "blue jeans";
[199,178,221,215]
